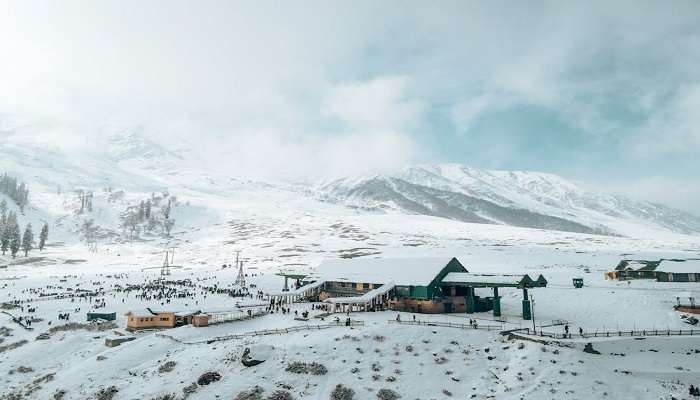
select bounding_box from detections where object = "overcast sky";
[1,1,699,212]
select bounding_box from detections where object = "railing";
[388,319,502,331]
[518,328,698,339]
[157,321,365,344]
[209,310,266,325]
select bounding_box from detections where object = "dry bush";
[330,384,354,400]
[265,390,294,400]
[158,361,177,373]
[285,361,327,375]
[0,339,28,353]
[376,389,400,400]
[234,386,264,400]
[95,386,118,400]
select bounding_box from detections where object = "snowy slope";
[3,133,700,244]
[318,164,700,237]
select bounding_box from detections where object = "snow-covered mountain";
[2,131,700,241]
[317,164,700,237]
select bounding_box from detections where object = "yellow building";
[125,309,175,331]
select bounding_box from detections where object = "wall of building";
[389,296,468,314]
[126,312,175,330]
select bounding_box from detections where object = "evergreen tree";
[138,201,145,222]
[21,223,33,257]
[0,200,6,245]
[163,218,175,236]
[39,223,49,251]
[144,199,152,219]
[1,211,16,255]
[9,217,21,258]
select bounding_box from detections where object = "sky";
[0,1,699,213]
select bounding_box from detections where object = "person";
[396,314,401,322]
[690,385,695,397]
[564,324,569,338]
[578,327,583,337]
[412,315,416,322]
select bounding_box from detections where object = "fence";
[208,310,267,325]
[519,327,698,340]
[388,319,502,331]
[157,320,365,344]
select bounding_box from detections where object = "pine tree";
[0,200,6,244]
[163,218,175,236]
[1,211,16,255]
[39,223,49,251]
[145,199,152,219]
[9,218,21,258]
[138,201,145,222]
[21,223,33,257]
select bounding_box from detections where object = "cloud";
[601,176,700,215]
[633,84,700,157]
[324,76,425,133]
[0,0,699,211]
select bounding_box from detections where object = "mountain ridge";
[317,164,700,237]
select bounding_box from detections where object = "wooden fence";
[388,319,502,331]
[519,328,698,339]
[157,320,365,345]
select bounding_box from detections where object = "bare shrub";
[330,384,354,400]
[376,389,400,400]
[158,361,177,373]
[234,386,264,400]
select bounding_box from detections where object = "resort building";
[272,257,547,319]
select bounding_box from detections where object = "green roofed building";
[268,256,547,318]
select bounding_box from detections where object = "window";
[160,317,169,321]
[363,283,369,289]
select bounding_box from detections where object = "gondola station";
[271,257,547,319]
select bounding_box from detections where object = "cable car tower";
[234,250,246,287]
[161,248,175,277]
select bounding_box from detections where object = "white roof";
[656,259,700,274]
[310,257,462,286]
[441,272,524,285]
[323,283,396,304]
[623,261,648,271]
[268,279,326,297]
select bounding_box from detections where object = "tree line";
[120,192,177,241]
[0,199,49,258]
[0,174,30,213]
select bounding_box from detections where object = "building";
[605,258,700,282]
[126,309,175,331]
[655,259,700,282]
[125,308,200,331]
[605,259,660,280]
[87,312,116,322]
[271,257,547,319]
